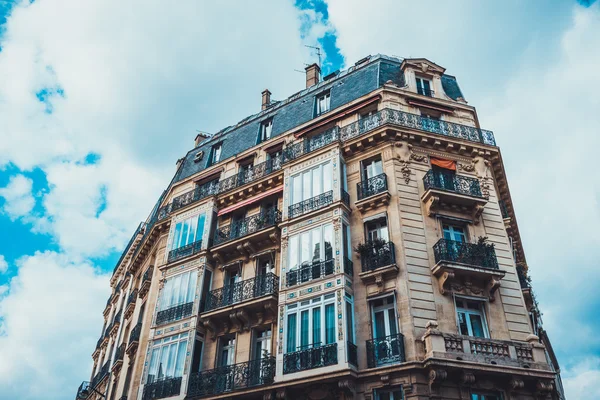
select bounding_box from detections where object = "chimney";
[194,131,211,147]
[305,63,321,88]
[261,89,272,110]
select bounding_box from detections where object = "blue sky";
[0,0,599,399]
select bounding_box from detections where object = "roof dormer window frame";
[207,142,223,167]
[415,75,434,98]
[259,118,273,144]
[315,90,331,117]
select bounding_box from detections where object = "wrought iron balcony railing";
[359,240,396,272]
[366,333,406,368]
[283,127,339,163]
[339,108,496,146]
[172,180,219,213]
[90,361,109,389]
[423,169,483,198]
[142,266,153,283]
[286,259,334,287]
[283,343,338,374]
[167,239,203,263]
[155,302,194,326]
[433,238,499,270]
[127,289,138,306]
[516,264,530,289]
[114,343,126,362]
[417,88,435,97]
[347,342,358,367]
[204,273,279,312]
[129,322,142,345]
[219,156,284,194]
[76,381,91,400]
[113,310,121,325]
[342,189,350,207]
[288,190,333,219]
[142,376,182,400]
[344,257,354,277]
[213,208,281,246]
[499,200,509,219]
[187,356,275,397]
[357,173,388,200]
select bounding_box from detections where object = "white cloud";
[324,1,600,399]
[0,174,35,220]
[0,255,7,274]
[562,357,600,399]
[0,251,109,400]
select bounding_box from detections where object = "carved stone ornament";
[428,368,448,387]
[458,161,475,172]
[410,152,428,163]
[473,156,491,179]
[461,371,476,385]
[401,162,411,184]
[480,177,491,200]
[509,377,525,391]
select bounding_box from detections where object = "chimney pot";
[261,89,272,110]
[195,132,210,147]
[305,63,321,88]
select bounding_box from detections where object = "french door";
[371,296,401,365]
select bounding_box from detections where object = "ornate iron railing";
[204,273,279,312]
[286,259,334,287]
[187,357,275,397]
[129,322,142,344]
[113,310,121,325]
[288,190,333,219]
[283,343,338,374]
[423,169,483,198]
[359,241,396,272]
[155,302,194,326]
[283,127,339,162]
[90,361,109,388]
[433,238,499,269]
[114,343,126,362]
[366,333,406,368]
[167,239,203,263]
[344,257,354,277]
[142,376,182,400]
[347,342,358,367]
[339,108,496,146]
[127,289,138,306]
[76,381,91,399]
[516,264,530,289]
[219,156,284,194]
[357,173,388,200]
[417,88,435,97]
[142,266,153,283]
[172,180,219,213]
[214,208,281,246]
[342,189,350,207]
[499,200,509,219]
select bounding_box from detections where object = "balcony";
[111,343,126,373]
[126,322,142,355]
[187,357,275,398]
[432,238,504,300]
[167,239,203,263]
[347,342,358,367]
[343,257,354,277]
[124,289,138,320]
[356,173,390,213]
[218,156,284,195]
[422,169,487,223]
[214,209,281,246]
[339,108,496,146]
[286,259,334,287]
[357,241,398,293]
[288,190,333,220]
[366,333,406,368]
[90,361,109,391]
[142,377,182,400]
[155,302,194,326]
[205,273,279,312]
[283,343,338,374]
[171,180,219,213]
[138,266,153,299]
[75,381,91,400]
[283,127,339,163]
[109,311,122,336]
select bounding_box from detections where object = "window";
[290,161,332,204]
[171,214,205,250]
[288,223,334,270]
[365,217,389,242]
[209,144,222,165]
[342,223,351,260]
[285,294,336,353]
[345,293,355,344]
[253,328,272,359]
[416,77,433,97]
[471,393,502,400]
[267,149,282,170]
[375,388,404,400]
[370,296,398,340]
[316,92,330,115]
[456,297,489,338]
[158,270,198,312]
[442,224,466,242]
[218,335,236,367]
[147,332,188,383]
[260,119,273,142]
[361,156,383,181]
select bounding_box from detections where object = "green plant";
[354,238,387,257]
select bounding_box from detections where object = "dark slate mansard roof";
[173,54,464,185]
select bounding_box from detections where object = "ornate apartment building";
[75,55,564,400]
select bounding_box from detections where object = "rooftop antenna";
[305,45,322,68]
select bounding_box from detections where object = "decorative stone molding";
[461,371,476,385]
[508,377,525,391]
[380,374,390,386]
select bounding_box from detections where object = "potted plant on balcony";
[470,236,496,268]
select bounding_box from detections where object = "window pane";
[312,166,322,197]
[303,170,312,200]
[323,162,332,192]
[181,220,190,246]
[187,271,197,303]
[179,272,190,304]
[188,216,197,245]
[148,348,160,383]
[325,304,335,344]
[289,235,299,269]
[388,309,398,336]
[346,301,354,343]
[196,214,205,242]
[469,314,485,338]
[300,310,309,348]
[175,340,187,377]
[166,342,177,377]
[172,222,182,250]
[301,231,310,264]
[292,175,302,205]
[458,311,469,335]
[312,308,321,346]
[323,224,333,261]
[158,345,169,380]
[378,393,391,400]
[170,274,181,307]
[312,228,321,262]
[374,311,385,339]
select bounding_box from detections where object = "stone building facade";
[75,55,564,400]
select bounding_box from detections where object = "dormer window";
[260,119,273,143]
[209,144,222,166]
[416,77,434,97]
[316,91,331,116]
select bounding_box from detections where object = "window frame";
[260,118,273,143]
[157,270,198,312]
[170,213,206,251]
[374,387,404,400]
[454,296,490,338]
[146,332,189,383]
[415,76,433,97]
[290,161,333,205]
[315,91,331,116]
[284,294,337,353]
[287,222,334,271]
[209,143,222,166]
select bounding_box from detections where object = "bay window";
[290,161,332,205]
[147,332,189,383]
[171,213,206,251]
[285,294,336,353]
[156,270,198,325]
[286,223,334,286]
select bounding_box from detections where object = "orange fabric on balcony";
[217,186,283,216]
[430,158,456,171]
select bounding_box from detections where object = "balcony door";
[370,296,400,365]
[253,329,272,359]
[224,265,242,305]
[361,157,383,181]
[218,336,236,367]
[442,224,466,243]
[365,217,389,242]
